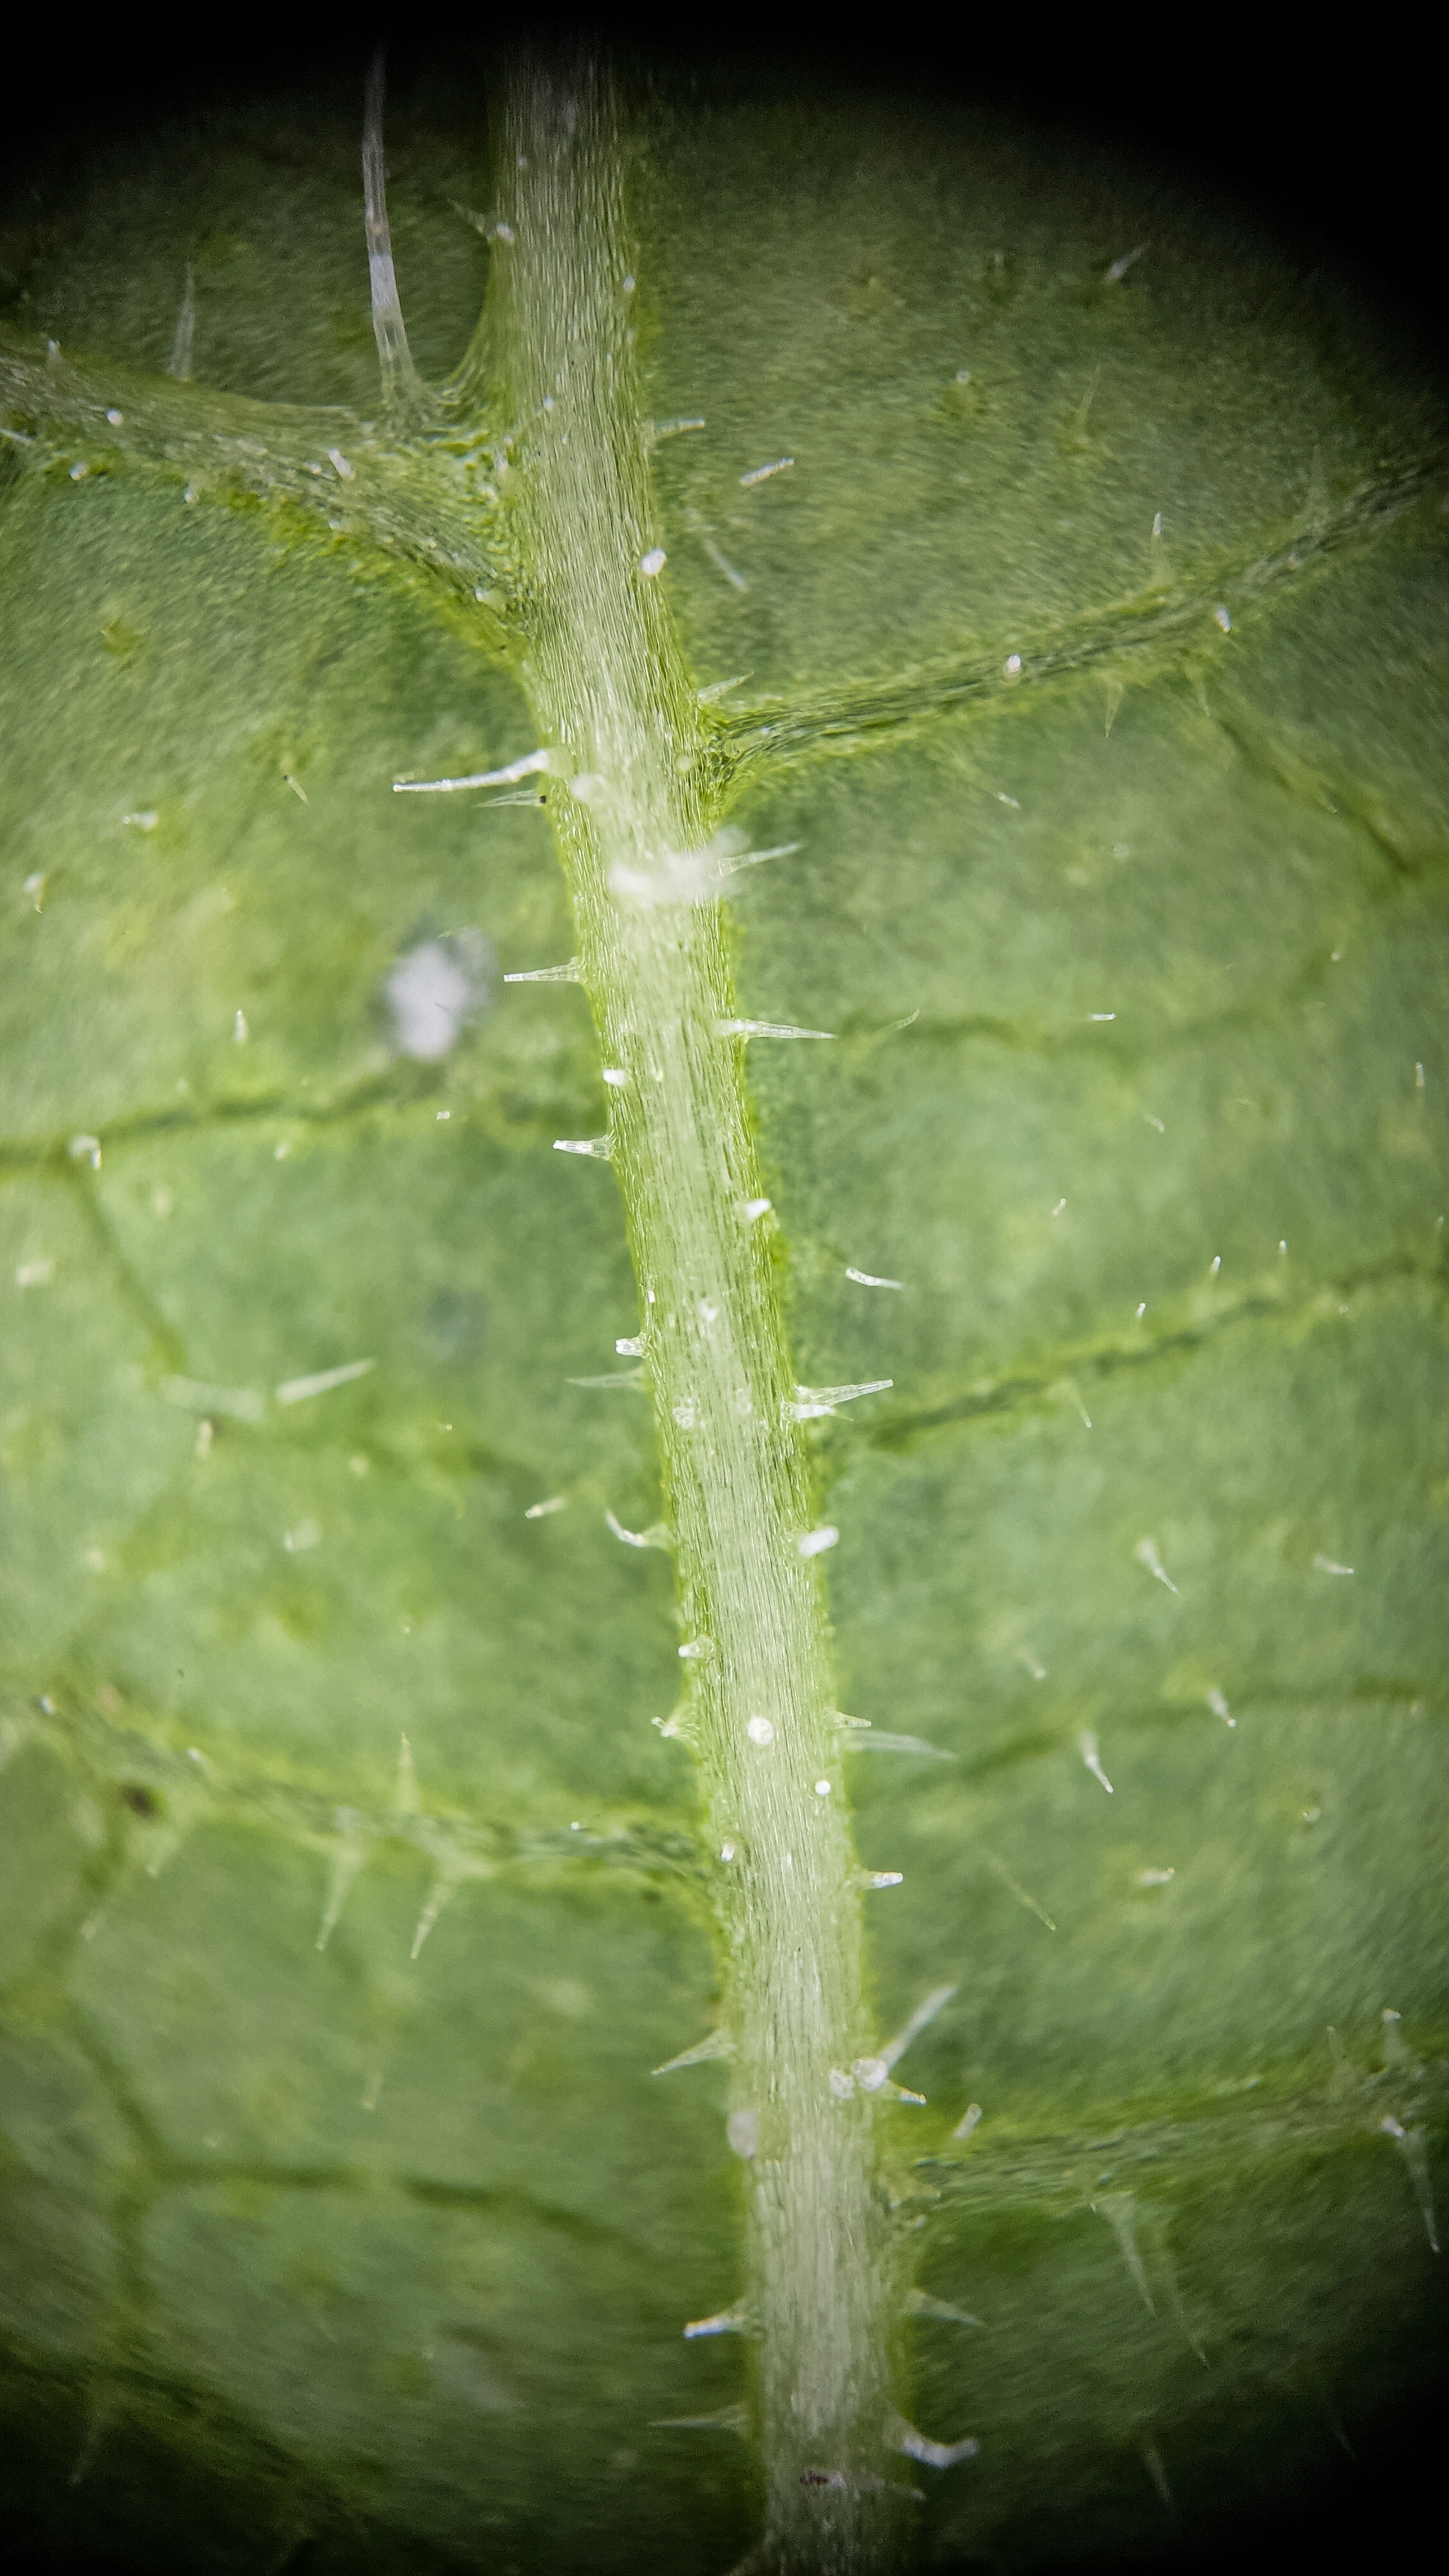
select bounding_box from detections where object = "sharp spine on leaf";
[652,1705,696,1745]
[840,1983,957,2103]
[1134,1536,1179,1594]
[396,750,551,794]
[653,2404,751,2438]
[409,1845,490,1960]
[605,1508,671,1549]
[1381,2116,1441,2253]
[167,266,196,381]
[553,1134,613,1159]
[1092,2190,1155,2311]
[1381,2006,1420,2074]
[836,2066,925,2103]
[1080,1731,1114,1794]
[654,2028,735,2076]
[1141,2442,1175,2514]
[683,2300,749,2339]
[886,2413,979,2470]
[275,1357,375,1404]
[362,52,421,410]
[839,1722,953,1758]
[904,2287,984,2328]
[787,1378,892,1421]
[315,1816,369,1951]
[983,1849,1056,1928]
[880,1982,957,2068]
[394,1732,420,1815]
[410,1878,449,1959]
[715,1017,836,1041]
[504,959,583,983]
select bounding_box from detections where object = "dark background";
[8,8,1445,354]
[4,5,1443,2569]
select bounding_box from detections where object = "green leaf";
[2,63,1445,2574]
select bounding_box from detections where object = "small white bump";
[640,548,666,577]
[1003,653,1022,676]
[746,1716,775,1747]
[797,1526,838,1558]
[814,1779,831,1797]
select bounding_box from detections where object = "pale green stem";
[492,57,898,2573]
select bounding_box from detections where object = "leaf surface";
[1,73,1446,2572]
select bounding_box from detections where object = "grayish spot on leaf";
[386,930,496,1058]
